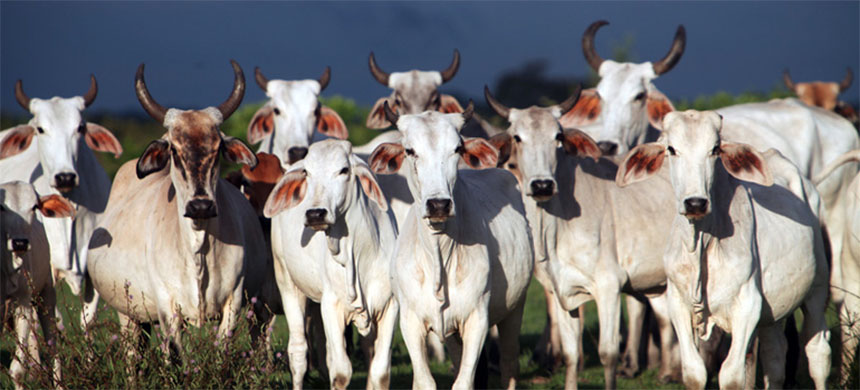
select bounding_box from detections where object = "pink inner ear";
[38,194,75,218]
[266,174,306,217]
[439,95,464,114]
[617,144,665,187]
[559,91,601,127]
[720,144,772,186]
[358,173,388,211]
[646,95,675,130]
[463,139,499,169]
[248,109,275,144]
[85,124,123,158]
[369,143,405,174]
[561,130,601,160]
[317,107,348,139]
[0,126,35,159]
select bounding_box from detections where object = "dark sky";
[2,1,858,115]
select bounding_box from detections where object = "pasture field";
[0,275,853,389]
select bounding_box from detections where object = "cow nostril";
[683,198,708,214]
[426,199,452,216]
[54,173,78,188]
[530,180,555,197]
[11,239,30,252]
[597,141,618,156]
[305,208,327,222]
[184,199,217,219]
[288,147,309,164]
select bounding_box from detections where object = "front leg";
[320,292,352,390]
[10,301,39,390]
[553,292,582,390]
[367,299,399,390]
[275,262,310,390]
[594,282,622,389]
[217,280,244,341]
[452,308,489,390]
[620,294,647,378]
[718,280,762,390]
[400,308,435,389]
[667,283,708,389]
[496,297,526,390]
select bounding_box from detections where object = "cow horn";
[82,74,98,107]
[582,20,608,72]
[652,25,686,75]
[14,80,31,111]
[318,66,331,92]
[484,85,510,119]
[462,100,475,123]
[254,67,269,92]
[134,63,168,124]
[383,100,399,126]
[783,69,796,90]
[440,49,461,83]
[557,84,583,114]
[368,52,390,86]
[840,67,853,92]
[217,60,245,120]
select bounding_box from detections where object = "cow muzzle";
[597,141,618,156]
[287,147,309,164]
[54,172,78,192]
[304,208,331,231]
[528,179,556,202]
[425,198,453,223]
[184,199,218,219]
[682,197,709,220]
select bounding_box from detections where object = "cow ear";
[37,194,75,218]
[0,125,36,159]
[488,133,513,166]
[247,105,275,145]
[368,142,405,174]
[719,142,773,186]
[84,122,123,158]
[460,138,498,169]
[560,129,601,161]
[351,156,388,211]
[136,139,170,179]
[316,106,348,140]
[367,98,397,129]
[438,95,464,114]
[263,169,307,218]
[616,143,666,187]
[559,88,601,127]
[646,90,675,131]
[222,136,258,168]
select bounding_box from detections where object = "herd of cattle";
[2,20,859,390]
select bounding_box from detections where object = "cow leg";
[37,286,61,387]
[497,297,525,390]
[649,294,681,384]
[400,309,436,389]
[367,299,398,390]
[717,281,761,390]
[320,293,352,390]
[446,334,464,377]
[620,294,646,378]
[80,272,99,329]
[427,332,446,363]
[553,293,582,390]
[279,284,309,390]
[10,301,39,390]
[451,309,489,390]
[838,242,860,384]
[594,288,621,389]
[800,282,832,390]
[759,320,787,389]
[667,283,707,389]
[534,287,559,370]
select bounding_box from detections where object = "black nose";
[530,180,555,198]
[287,147,309,164]
[305,208,328,226]
[55,172,77,189]
[426,198,452,217]
[597,141,618,156]
[683,198,709,215]
[11,239,30,252]
[184,199,217,219]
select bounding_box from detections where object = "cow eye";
[339,167,349,175]
[455,145,465,154]
[405,148,415,156]
[513,135,522,143]
[507,163,517,170]
[555,133,564,141]
[711,146,721,156]
[667,146,676,156]
[37,127,45,134]
[634,92,647,102]
[273,108,281,115]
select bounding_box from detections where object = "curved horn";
[582,20,608,72]
[483,85,510,119]
[839,67,853,92]
[557,84,583,114]
[368,52,390,86]
[652,25,686,75]
[14,80,31,111]
[254,67,269,92]
[382,100,399,126]
[783,69,796,90]
[217,60,246,120]
[440,49,461,83]
[82,74,98,107]
[134,63,168,124]
[462,100,475,123]
[318,66,331,92]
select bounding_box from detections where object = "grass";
[1,274,856,389]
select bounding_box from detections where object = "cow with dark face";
[783,68,858,128]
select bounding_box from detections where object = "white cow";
[86,61,270,356]
[247,66,348,167]
[617,110,831,389]
[0,75,122,325]
[263,139,398,390]
[1,181,74,389]
[368,103,533,389]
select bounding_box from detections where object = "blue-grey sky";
[2,1,858,115]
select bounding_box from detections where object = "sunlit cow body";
[369,105,533,389]
[1,181,74,389]
[617,110,831,389]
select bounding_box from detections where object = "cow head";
[247,66,348,166]
[485,86,601,202]
[366,50,465,129]
[783,67,853,111]
[559,20,683,156]
[369,101,495,230]
[617,110,772,220]
[263,140,387,232]
[1,181,74,270]
[0,76,122,192]
[134,61,257,226]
